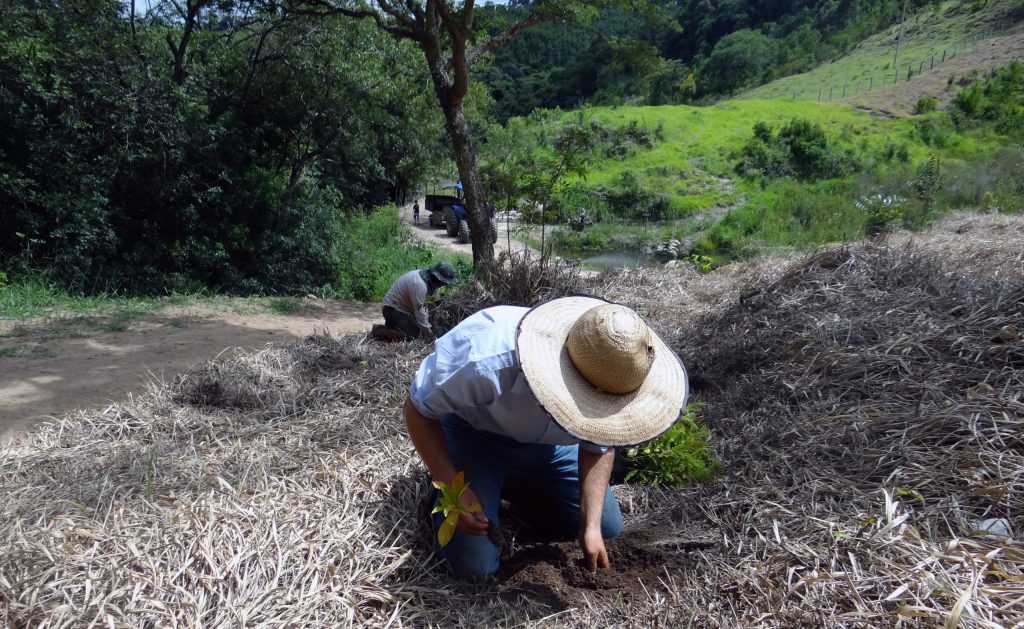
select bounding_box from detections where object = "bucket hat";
[428,261,457,286]
[516,296,688,447]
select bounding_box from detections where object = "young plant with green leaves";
[625,403,720,487]
[432,472,480,548]
[432,472,506,549]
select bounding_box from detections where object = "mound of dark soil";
[495,528,717,609]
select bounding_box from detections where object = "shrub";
[855,194,907,236]
[912,156,943,216]
[588,119,657,159]
[601,172,671,220]
[736,118,854,180]
[951,61,1024,139]
[334,206,449,302]
[624,404,720,487]
[881,141,911,162]
[914,96,938,114]
[914,116,953,147]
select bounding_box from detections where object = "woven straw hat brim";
[517,296,689,447]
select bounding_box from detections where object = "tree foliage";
[474,0,944,113]
[699,28,776,95]
[736,119,856,180]
[278,0,670,265]
[0,0,440,294]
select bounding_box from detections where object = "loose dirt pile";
[1,212,1021,627]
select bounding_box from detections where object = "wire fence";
[755,17,1018,102]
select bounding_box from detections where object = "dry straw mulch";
[2,211,1022,627]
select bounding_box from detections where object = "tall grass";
[334,206,471,302]
[0,270,154,319]
[693,180,865,258]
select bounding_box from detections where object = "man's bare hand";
[456,486,489,536]
[579,528,610,571]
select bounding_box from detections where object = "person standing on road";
[380,262,457,340]
[413,201,420,225]
[403,296,689,580]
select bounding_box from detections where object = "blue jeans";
[431,415,623,581]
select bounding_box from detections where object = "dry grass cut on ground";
[1,212,1021,627]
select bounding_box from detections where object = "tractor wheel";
[489,220,498,244]
[445,209,459,236]
[457,220,470,244]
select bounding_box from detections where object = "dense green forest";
[2,0,1021,298]
[476,0,948,119]
[0,0,444,294]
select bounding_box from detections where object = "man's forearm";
[578,448,615,534]
[403,396,455,483]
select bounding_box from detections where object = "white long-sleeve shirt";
[409,306,605,453]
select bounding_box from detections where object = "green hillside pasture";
[572,100,925,213]
[556,98,1011,261]
[742,0,1019,102]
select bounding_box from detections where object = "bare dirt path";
[0,299,379,436]
[400,198,533,257]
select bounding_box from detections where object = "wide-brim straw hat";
[516,296,688,447]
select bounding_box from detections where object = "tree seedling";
[432,472,505,549]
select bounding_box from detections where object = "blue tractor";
[425,182,497,244]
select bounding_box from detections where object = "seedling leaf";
[433,472,486,548]
[438,513,458,547]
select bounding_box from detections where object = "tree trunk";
[439,100,493,264]
[421,15,493,265]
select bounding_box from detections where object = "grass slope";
[577,99,921,200]
[742,0,1020,102]
[547,8,1024,263]
[560,94,1010,260]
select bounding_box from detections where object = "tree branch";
[466,10,551,66]
[280,0,417,40]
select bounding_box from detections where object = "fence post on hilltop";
[919,61,924,74]
[843,84,847,97]
[869,76,873,90]
[817,88,822,102]
[931,53,935,69]
[942,49,946,63]
[829,86,834,100]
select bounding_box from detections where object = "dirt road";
[0,203,533,437]
[0,300,379,436]
[400,198,532,257]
